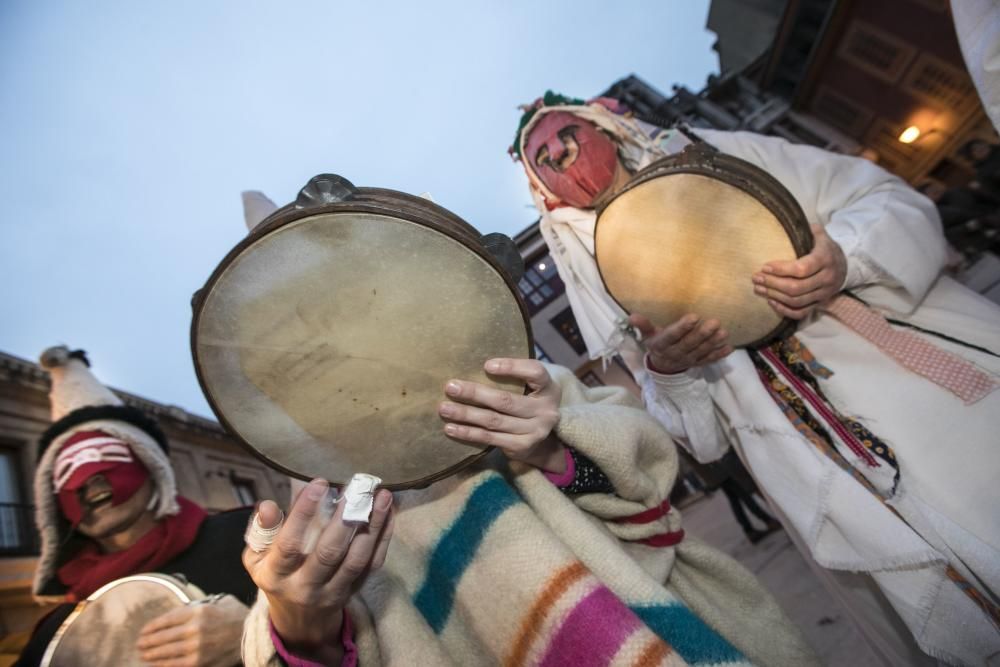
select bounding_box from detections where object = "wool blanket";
[243,365,816,666]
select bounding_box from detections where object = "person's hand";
[439,358,566,473]
[242,480,394,665]
[136,594,248,666]
[753,224,847,319]
[629,313,732,374]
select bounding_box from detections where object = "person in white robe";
[511,93,1000,667]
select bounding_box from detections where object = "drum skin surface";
[595,145,812,348]
[41,574,202,667]
[193,206,531,489]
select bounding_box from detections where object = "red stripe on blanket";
[636,529,685,548]
[616,500,672,525]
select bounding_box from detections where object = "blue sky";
[0,1,718,417]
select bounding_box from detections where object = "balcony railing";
[0,503,40,556]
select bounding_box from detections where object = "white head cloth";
[517,104,692,363]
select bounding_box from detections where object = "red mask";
[524,111,619,209]
[54,430,150,526]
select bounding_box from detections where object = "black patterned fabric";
[560,447,615,495]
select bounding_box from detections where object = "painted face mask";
[524,111,619,209]
[54,430,150,525]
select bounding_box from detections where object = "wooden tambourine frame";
[191,175,533,490]
[595,142,813,348]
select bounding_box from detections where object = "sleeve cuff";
[269,610,357,667]
[543,445,576,487]
[644,355,703,387]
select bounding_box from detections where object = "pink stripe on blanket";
[538,586,642,667]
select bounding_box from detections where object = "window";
[0,446,37,555]
[517,253,565,315]
[230,474,258,506]
[550,307,588,356]
[836,21,915,84]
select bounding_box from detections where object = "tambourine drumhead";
[41,574,203,667]
[193,202,531,490]
[595,148,812,348]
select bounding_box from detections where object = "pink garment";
[824,295,998,404]
[542,446,576,487]
[269,610,357,667]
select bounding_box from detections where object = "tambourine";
[41,573,204,667]
[191,175,533,490]
[595,142,813,348]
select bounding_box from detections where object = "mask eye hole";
[535,145,550,169]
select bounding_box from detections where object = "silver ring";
[244,512,283,553]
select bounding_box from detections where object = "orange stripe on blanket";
[505,561,589,667]
[633,636,673,667]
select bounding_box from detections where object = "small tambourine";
[191,175,533,490]
[595,142,813,348]
[41,574,204,667]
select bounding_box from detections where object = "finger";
[439,401,533,435]
[686,326,729,360]
[676,319,721,356]
[136,619,194,651]
[370,506,395,571]
[138,636,195,661]
[753,270,829,298]
[257,499,283,529]
[270,478,329,575]
[759,282,827,308]
[652,314,700,348]
[767,298,813,320]
[138,605,191,638]
[483,358,550,392]
[762,253,823,279]
[443,422,539,452]
[444,380,531,418]
[325,490,394,597]
[297,489,353,585]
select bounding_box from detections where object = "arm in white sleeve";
[639,361,730,464]
[701,130,948,303]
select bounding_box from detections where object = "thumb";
[256,500,282,529]
[628,313,657,338]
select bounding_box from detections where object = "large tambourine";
[595,142,813,348]
[191,175,533,490]
[41,574,204,667]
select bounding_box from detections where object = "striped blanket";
[244,366,816,666]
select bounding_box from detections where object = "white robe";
[535,127,1000,666]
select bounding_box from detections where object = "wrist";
[646,354,687,375]
[526,435,567,474]
[269,603,345,664]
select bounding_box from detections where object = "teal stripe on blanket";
[631,604,745,665]
[414,475,520,633]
